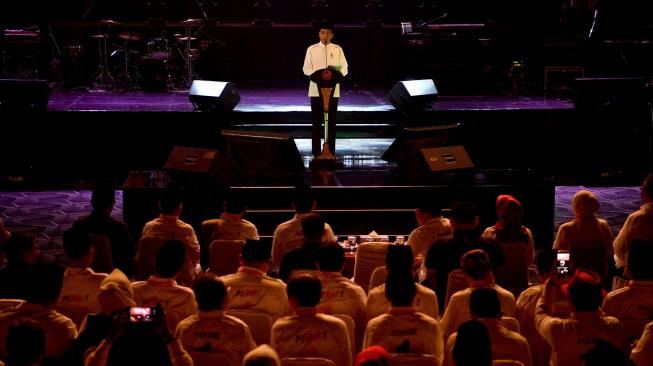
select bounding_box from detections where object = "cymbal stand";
[91,28,114,89]
[179,24,197,87]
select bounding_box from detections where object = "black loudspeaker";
[574,77,648,111]
[189,80,240,112]
[388,79,438,111]
[0,79,49,111]
[382,123,464,182]
[220,129,306,186]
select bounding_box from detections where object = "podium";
[309,68,344,170]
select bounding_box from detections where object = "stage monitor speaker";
[0,79,49,111]
[163,146,224,185]
[574,77,648,111]
[189,80,240,112]
[220,129,306,186]
[388,79,438,111]
[420,146,474,172]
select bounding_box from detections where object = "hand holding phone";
[555,250,571,280]
[129,307,158,323]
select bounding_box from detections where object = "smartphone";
[129,307,157,323]
[555,250,571,278]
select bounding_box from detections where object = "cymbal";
[100,19,120,25]
[118,31,142,41]
[180,18,202,25]
[88,33,109,39]
[177,36,197,41]
[4,29,39,37]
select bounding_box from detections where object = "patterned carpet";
[0,185,642,265]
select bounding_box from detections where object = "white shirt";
[271,308,352,366]
[0,302,78,359]
[132,276,198,333]
[175,310,256,366]
[441,282,516,340]
[409,217,453,276]
[445,318,532,366]
[631,321,653,366]
[317,271,367,344]
[142,214,201,286]
[602,280,653,339]
[515,284,551,366]
[271,213,336,267]
[221,266,291,321]
[367,282,439,321]
[55,267,108,327]
[206,214,260,241]
[364,307,443,364]
[614,202,653,269]
[535,284,624,366]
[303,42,348,97]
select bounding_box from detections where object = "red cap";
[496,194,522,217]
[355,346,389,366]
[561,268,607,300]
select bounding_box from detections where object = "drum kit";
[82,18,207,91]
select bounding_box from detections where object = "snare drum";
[147,37,170,60]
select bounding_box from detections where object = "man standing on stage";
[303,23,348,157]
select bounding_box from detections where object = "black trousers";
[311,96,339,155]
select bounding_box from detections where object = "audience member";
[482,194,535,263]
[613,173,653,274]
[631,320,653,366]
[141,186,200,286]
[55,228,108,328]
[175,274,256,366]
[363,271,443,362]
[445,288,531,366]
[221,239,291,321]
[441,249,516,340]
[354,345,389,366]
[515,249,555,366]
[271,274,352,366]
[271,186,336,268]
[580,340,628,366]
[5,318,46,366]
[535,268,624,366]
[452,320,492,366]
[0,232,39,300]
[425,201,505,310]
[278,212,326,282]
[72,183,134,275]
[132,240,198,333]
[407,198,452,272]
[0,263,77,362]
[367,244,439,320]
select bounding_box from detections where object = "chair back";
[199,219,220,269]
[389,353,439,366]
[570,241,608,279]
[0,299,24,311]
[494,242,529,298]
[368,265,387,292]
[55,307,91,330]
[622,318,650,342]
[331,313,356,358]
[281,358,336,366]
[209,239,246,276]
[91,233,114,274]
[189,351,232,366]
[500,316,520,333]
[136,236,168,280]
[444,268,468,309]
[225,308,273,345]
[492,360,526,366]
[353,242,390,293]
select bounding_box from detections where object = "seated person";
[4,318,46,366]
[0,232,39,300]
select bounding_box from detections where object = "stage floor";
[47,87,574,112]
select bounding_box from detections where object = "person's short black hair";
[385,244,413,273]
[154,240,186,278]
[451,201,476,225]
[470,288,502,318]
[193,274,227,311]
[241,239,272,263]
[315,21,334,32]
[385,271,416,307]
[461,249,492,280]
[224,191,246,215]
[159,186,183,214]
[26,262,64,305]
[293,186,314,214]
[316,242,345,272]
[91,183,116,211]
[6,318,45,364]
[63,227,94,261]
[2,232,35,262]
[453,320,492,366]
[628,239,653,281]
[642,173,653,200]
[536,248,556,276]
[416,198,442,217]
[287,274,321,307]
[301,213,325,241]
[580,340,628,366]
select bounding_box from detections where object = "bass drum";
[138,57,168,91]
